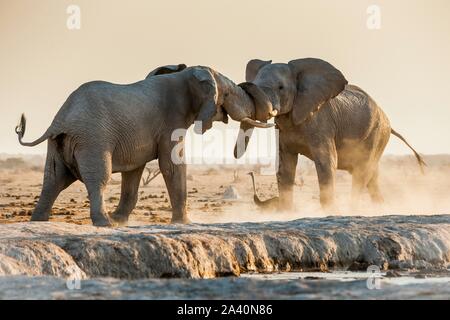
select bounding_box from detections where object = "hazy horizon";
[1,0,449,156]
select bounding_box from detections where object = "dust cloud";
[0,154,449,225]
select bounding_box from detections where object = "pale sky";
[1,0,449,156]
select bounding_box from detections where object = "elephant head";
[233,58,348,158]
[185,66,276,134]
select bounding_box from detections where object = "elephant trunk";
[230,83,278,159]
[221,79,275,128]
[238,82,278,121]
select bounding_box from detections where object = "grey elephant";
[16,64,275,226]
[234,58,425,211]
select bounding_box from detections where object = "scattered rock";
[222,186,240,200]
[385,270,402,278]
[108,196,119,203]
[18,210,27,217]
[347,262,369,271]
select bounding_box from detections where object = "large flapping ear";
[145,64,187,79]
[288,58,348,126]
[191,68,219,134]
[245,59,272,82]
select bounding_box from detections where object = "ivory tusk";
[241,118,275,128]
[269,110,278,117]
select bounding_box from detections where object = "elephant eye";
[278,85,284,90]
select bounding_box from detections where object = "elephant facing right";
[235,58,426,211]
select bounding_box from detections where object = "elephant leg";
[312,144,337,210]
[351,166,372,211]
[276,142,298,211]
[110,165,145,225]
[31,142,76,221]
[158,138,189,224]
[76,150,113,227]
[367,168,384,204]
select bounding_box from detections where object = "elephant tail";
[391,128,427,173]
[15,113,51,147]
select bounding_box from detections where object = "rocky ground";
[0,215,449,278]
[0,215,449,299]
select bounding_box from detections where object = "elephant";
[15,64,276,226]
[234,58,425,211]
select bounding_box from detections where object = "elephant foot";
[91,214,114,227]
[171,215,191,224]
[109,212,129,226]
[30,212,50,222]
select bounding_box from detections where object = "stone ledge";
[0,215,449,279]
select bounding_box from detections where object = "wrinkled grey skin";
[236,58,425,211]
[16,64,274,226]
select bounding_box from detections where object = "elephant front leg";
[158,138,190,224]
[110,165,145,226]
[276,143,299,211]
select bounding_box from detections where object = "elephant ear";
[145,64,187,79]
[288,58,348,126]
[246,59,272,82]
[191,68,219,134]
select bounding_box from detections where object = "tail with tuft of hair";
[15,113,50,147]
[391,128,427,174]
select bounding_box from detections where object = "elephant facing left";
[15,64,276,226]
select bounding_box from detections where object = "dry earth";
[1,155,450,226]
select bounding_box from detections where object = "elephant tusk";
[269,110,278,117]
[241,117,275,128]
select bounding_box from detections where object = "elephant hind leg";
[76,150,113,227]
[351,163,380,211]
[110,165,145,226]
[351,168,368,210]
[31,141,77,221]
[367,168,384,203]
